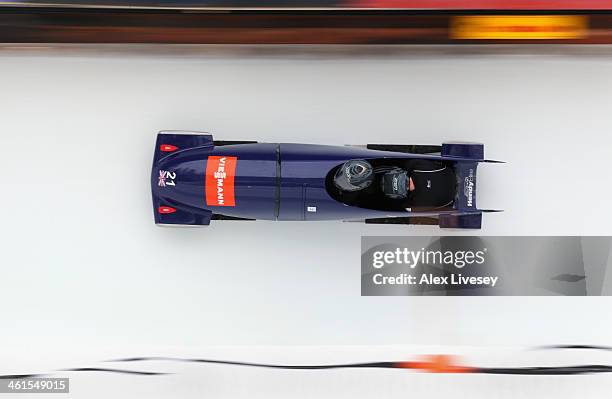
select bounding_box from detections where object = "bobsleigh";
[151,131,501,229]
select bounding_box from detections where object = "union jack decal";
[158,170,166,187]
[158,170,177,187]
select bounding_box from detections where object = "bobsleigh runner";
[151,131,501,229]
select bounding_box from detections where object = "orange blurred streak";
[396,355,477,373]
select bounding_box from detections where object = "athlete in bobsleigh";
[151,131,501,229]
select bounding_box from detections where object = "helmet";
[380,168,409,199]
[333,159,374,192]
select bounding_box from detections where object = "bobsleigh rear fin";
[364,214,483,229]
[439,213,482,229]
[366,144,442,154]
[365,216,439,225]
[153,130,214,165]
[442,142,484,160]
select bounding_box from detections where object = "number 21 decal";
[158,170,176,187]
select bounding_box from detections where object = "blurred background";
[2,0,612,44]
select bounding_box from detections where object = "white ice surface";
[1,47,612,398]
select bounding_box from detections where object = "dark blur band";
[2,7,612,44]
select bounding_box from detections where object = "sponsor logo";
[205,156,237,207]
[158,170,176,187]
[463,168,475,207]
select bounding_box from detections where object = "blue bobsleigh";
[151,131,501,229]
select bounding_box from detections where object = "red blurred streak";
[355,0,612,9]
